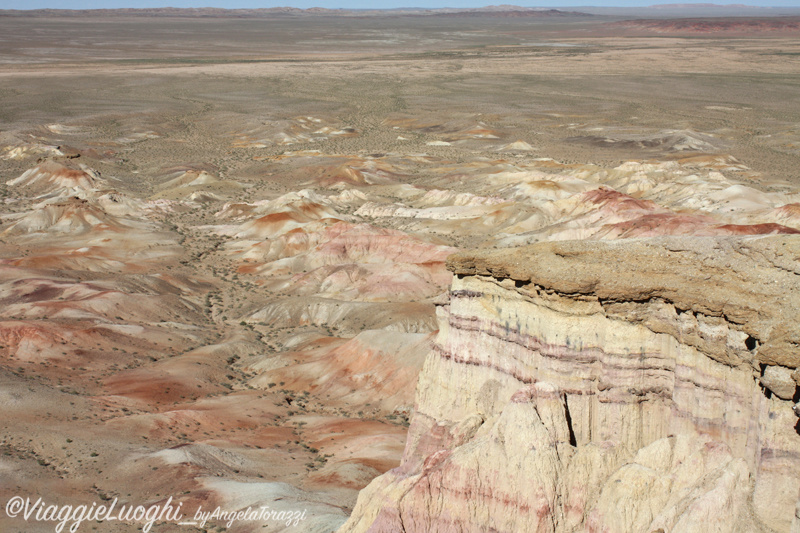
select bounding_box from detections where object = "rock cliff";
[339,235,800,533]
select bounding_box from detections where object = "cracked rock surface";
[341,235,800,533]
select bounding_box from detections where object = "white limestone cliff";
[339,236,800,533]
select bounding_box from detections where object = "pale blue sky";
[2,0,798,10]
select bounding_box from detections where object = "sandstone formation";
[3,12,800,532]
[340,236,800,533]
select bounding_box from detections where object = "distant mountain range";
[0,6,590,18]
[3,4,794,20]
[610,15,800,32]
[649,3,756,8]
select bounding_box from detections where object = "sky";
[1,0,798,10]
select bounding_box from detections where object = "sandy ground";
[0,10,799,533]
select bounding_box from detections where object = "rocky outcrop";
[339,235,800,533]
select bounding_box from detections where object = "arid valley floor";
[1,7,800,533]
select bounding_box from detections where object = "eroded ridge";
[340,236,800,533]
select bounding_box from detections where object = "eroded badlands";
[1,10,799,533]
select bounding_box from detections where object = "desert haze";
[0,5,799,533]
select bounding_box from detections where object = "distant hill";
[649,3,756,7]
[0,6,589,18]
[610,16,800,33]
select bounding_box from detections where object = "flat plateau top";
[448,236,800,368]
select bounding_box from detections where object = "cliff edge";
[340,235,800,533]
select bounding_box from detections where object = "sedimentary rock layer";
[340,235,800,533]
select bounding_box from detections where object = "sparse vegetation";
[0,10,797,530]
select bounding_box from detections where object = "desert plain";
[1,6,800,533]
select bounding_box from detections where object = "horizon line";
[3,3,800,9]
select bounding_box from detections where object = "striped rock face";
[340,236,800,533]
